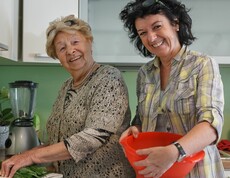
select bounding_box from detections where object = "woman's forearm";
[177,121,217,156]
[31,142,72,163]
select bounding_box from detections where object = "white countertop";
[225,170,230,178]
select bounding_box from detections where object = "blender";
[5,80,40,155]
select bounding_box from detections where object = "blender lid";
[9,80,38,88]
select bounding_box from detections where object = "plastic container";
[120,132,205,178]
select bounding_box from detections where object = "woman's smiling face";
[54,30,93,73]
[135,14,181,59]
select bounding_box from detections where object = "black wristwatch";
[173,142,187,162]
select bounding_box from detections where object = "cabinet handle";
[34,53,50,58]
[0,43,9,51]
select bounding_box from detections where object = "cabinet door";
[23,0,78,63]
[79,0,151,66]
[0,0,18,60]
[180,0,230,64]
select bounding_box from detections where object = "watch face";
[178,154,186,162]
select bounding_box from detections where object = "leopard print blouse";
[46,65,135,178]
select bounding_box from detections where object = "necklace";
[72,61,97,89]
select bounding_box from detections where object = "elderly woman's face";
[135,14,181,59]
[54,30,93,72]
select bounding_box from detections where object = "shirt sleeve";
[196,56,224,142]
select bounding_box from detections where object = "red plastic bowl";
[120,132,205,178]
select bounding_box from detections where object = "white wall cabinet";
[79,0,230,65]
[22,0,79,63]
[79,0,151,66]
[1,0,230,65]
[181,0,230,65]
[0,0,18,60]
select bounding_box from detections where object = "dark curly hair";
[119,0,196,58]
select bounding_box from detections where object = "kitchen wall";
[0,57,230,140]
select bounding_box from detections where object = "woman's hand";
[119,125,141,143]
[0,149,38,178]
[119,126,141,157]
[0,142,71,178]
[134,144,178,178]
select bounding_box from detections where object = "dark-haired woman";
[119,0,225,177]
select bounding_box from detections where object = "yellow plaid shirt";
[134,46,225,177]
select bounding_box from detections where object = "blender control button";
[5,138,12,148]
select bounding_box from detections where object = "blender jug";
[9,80,38,124]
[5,80,40,155]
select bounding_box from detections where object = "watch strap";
[173,141,187,162]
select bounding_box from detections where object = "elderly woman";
[119,0,225,177]
[0,15,135,178]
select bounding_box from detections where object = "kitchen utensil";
[42,173,63,178]
[220,150,230,158]
[120,132,205,178]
